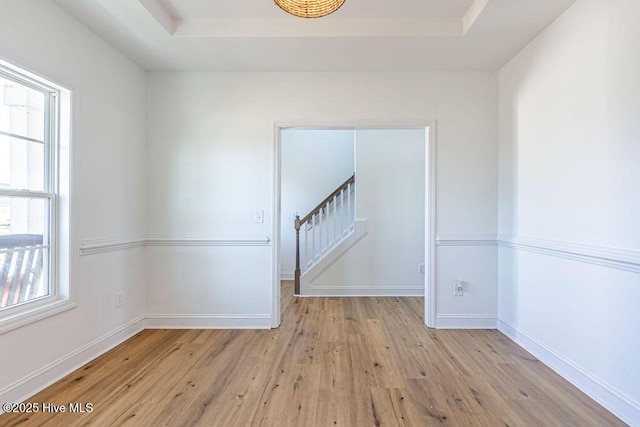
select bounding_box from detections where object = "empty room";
[0,0,638,425]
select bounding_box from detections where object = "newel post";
[294,215,301,295]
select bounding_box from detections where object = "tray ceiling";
[52,0,577,71]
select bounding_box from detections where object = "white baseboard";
[435,314,497,329]
[498,318,639,426]
[280,271,294,281]
[145,314,272,329]
[0,316,145,410]
[0,313,273,409]
[302,286,424,297]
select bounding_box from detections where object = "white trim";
[272,123,282,328]
[300,218,368,291]
[177,17,462,39]
[273,121,438,130]
[497,234,640,274]
[78,234,272,256]
[436,234,498,246]
[498,318,639,426]
[139,0,179,34]
[435,314,497,329]
[0,62,66,334]
[145,314,272,329]
[303,286,424,297]
[78,236,146,256]
[0,189,53,198]
[463,0,491,35]
[146,234,271,247]
[425,122,437,328]
[0,300,77,335]
[280,271,294,281]
[273,121,437,331]
[0,316,144,409]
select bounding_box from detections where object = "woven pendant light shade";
[274,0,345,18]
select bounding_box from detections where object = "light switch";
[454,281,464,296]
[255,210,264,223]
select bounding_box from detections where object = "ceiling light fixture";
[274,0,345,18]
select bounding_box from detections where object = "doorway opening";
[272,123,436,328]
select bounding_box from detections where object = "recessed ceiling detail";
[51,0,578,71]
[140,0,482,38]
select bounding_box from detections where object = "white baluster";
[311,213,316,263]
[340,188,344,240]
[325,201,330,252]
[304,221,308,270]
[318,209,322,258]
[333,194,338,245]
[347,182,352,230]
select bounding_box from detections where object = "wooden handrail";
[299,174,355,226]
[294,173,355,295]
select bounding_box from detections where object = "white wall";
[0,0,147,403]
[306,129,426,296]
[280,129,354,279]
[0,4,499,405]
[498,0,640,423]
[146,71,498,326]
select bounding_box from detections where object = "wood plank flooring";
[1,281,624,426]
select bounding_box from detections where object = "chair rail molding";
[78,236,146,256]
[145,234,272,247]
[79,234,272,256]
[497,234,640,274]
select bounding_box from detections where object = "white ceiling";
[52,0,577,71]
[168,0,475,19]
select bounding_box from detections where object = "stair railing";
[294,174,355,294]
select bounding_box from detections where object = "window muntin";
[0,75,46,142]
[0,67,57,312]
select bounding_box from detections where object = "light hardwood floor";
[1,281,624,426]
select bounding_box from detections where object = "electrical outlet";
[115,291,123,308]
[453,281,464,296]
[418,263,425,274]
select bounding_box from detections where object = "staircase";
[294,174,356,294]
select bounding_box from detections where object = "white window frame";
[0,60,75,334]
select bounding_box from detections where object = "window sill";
[0,299,77,335]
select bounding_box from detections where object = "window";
[0,62,71,328]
